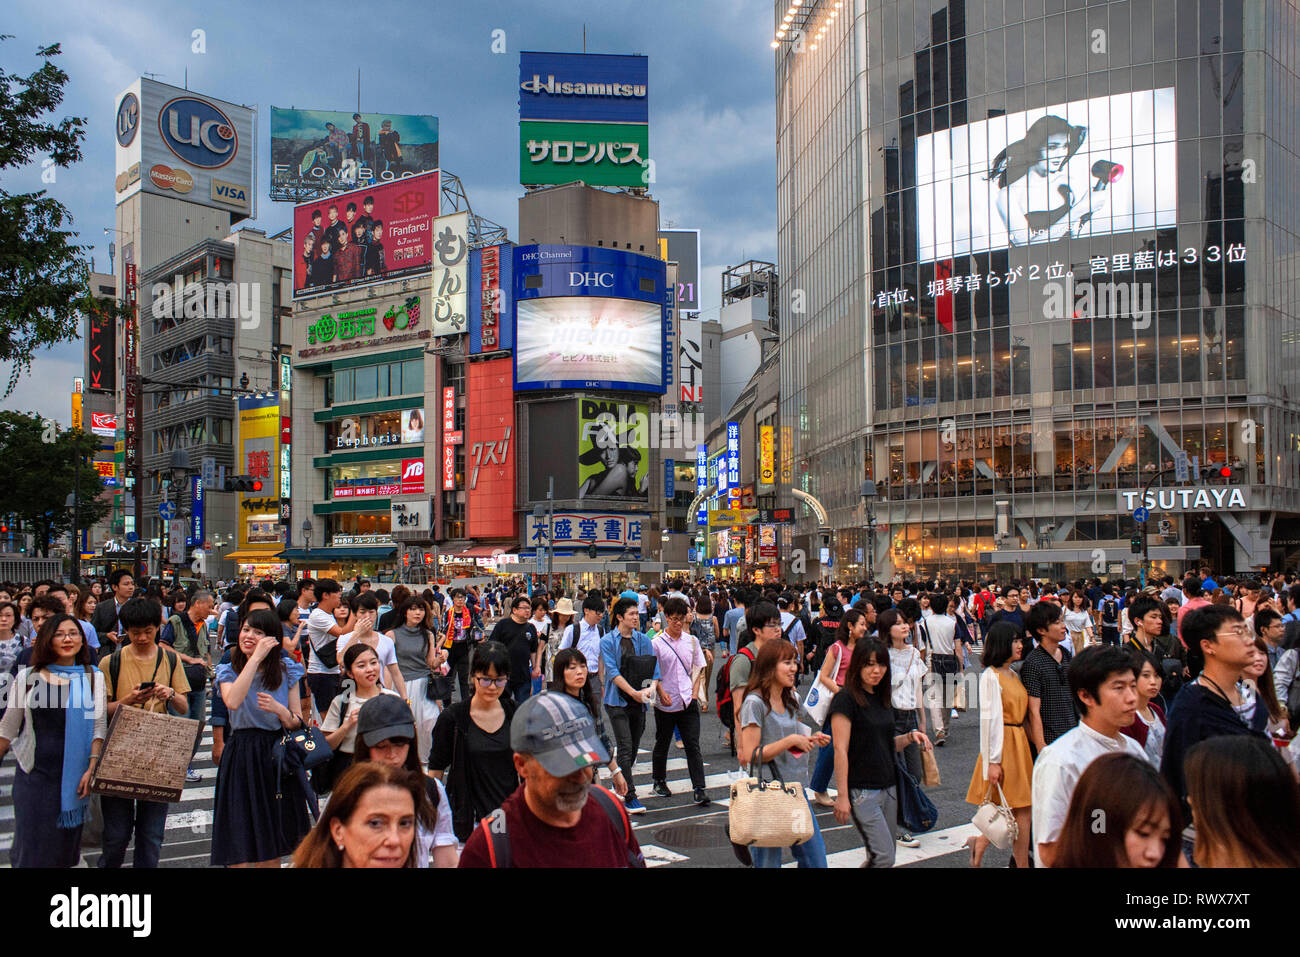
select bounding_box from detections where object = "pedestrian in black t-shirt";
[830,637,932,868]
[493,596,540,705]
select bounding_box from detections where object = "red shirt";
[459,783,643,868]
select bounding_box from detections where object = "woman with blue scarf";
[0,613,106,867]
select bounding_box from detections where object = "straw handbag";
[729,742,814,848]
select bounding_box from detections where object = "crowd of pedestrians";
[0,568,1297,869]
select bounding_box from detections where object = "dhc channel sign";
[159,97,238,169]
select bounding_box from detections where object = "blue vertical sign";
[696,444,708,526]
[188,476,205,547]
[665,459,675,500]
[727,422,740,485]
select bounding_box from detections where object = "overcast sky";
[2,0,777,426]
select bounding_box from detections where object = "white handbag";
[728,712,815,848]
[971,781,1018,850]
[802,643,840,728]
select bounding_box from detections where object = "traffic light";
[403,554,411,566]
[1204,464,1240,484]
[1130,535,1143,554]
[424,553,433,564]
[223,475,263,492]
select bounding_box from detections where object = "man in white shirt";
[776,593,807,673]
[305,578,353,720]
[918,593,960,741]
[636,588,650,632]
[560,594,607,699]
[337,592,407,697]
[1031,644,1149,868]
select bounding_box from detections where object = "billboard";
[512,244,666,393]
[90,412,118,439]
[470,244,513,354]
[518,52,649,188]
[269,108,438,201]
[430,212,469,338]
[520,120,650,188]
[466,358,515,538]
[759,426,775,489]
[916,88,1176,260]
[578,398,650,502]
[86,303,116,393]
[298,294,428,359]
[658,229,700,315]
[115,78,256,220]
[526,512,646,550]
[292,170,440,299]
[237,395,281,550]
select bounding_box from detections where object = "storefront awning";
[222,550,290,564]
[278,546,397,561]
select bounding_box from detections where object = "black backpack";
[1100,597,1120,627]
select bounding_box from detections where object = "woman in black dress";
[0,614,106,867]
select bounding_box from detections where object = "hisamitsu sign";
[1121,487,1249,512]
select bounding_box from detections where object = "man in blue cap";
[458,692,645,868]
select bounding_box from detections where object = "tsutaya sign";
[1122,487,1249,512]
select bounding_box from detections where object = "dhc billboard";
[512,244,667,394]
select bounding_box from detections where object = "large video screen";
[515,296,663,392]
[916,89,1176,261]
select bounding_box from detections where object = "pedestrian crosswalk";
[0,704,973,868]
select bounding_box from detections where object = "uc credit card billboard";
[114,78,256,220]
[512,245,666,394]
[518,51,648,188]
[293,170,440,299]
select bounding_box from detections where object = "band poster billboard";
[578,398,650,502]
[293,170,440,299]
[270,108,439,201]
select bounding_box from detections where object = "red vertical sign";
[466,358,514,538]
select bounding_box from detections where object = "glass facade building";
[777,0,1300,579]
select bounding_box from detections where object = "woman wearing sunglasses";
[429,641,519,843]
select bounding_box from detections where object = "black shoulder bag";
[617,634,657,707]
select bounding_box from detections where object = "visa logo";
[211,178,249,207]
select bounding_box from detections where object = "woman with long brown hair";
[736,639,830,868]
[1242,635,1290,736]
[1186,736,1300,868]
[1052,753,1184,868]
[292,762,424,868]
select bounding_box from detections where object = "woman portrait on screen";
[988,115,1119,245]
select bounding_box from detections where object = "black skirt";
[210,727,312,866]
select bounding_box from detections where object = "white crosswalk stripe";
[784,823,978,868]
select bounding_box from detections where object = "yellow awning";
[221,550,288,564]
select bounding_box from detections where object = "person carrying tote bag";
[735,639,829,868]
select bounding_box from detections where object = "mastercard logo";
[149,164,194,193]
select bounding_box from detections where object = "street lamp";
[301,519,313,554]
[65,493,80,585]
[860,480,877,585]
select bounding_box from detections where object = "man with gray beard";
[457,692,645,868]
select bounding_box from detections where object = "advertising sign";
[297,295,428,359]
[520,120,650,188]
[292,170,440,299]
[270,108,438,201]
[696,443,708,526]
[578,398,650,502]
[188,476,205,548]
[727,422,740,485]
[665,459,674,500]
[237,395,280,549]
[94,460,117,483]
[90,706,200,803]
[391,498,432,534]
[516,297,662,392]
[430,212,469,338]
[466,358,515,537]
[70,392,82,431]
[710,509,758,528]
[471,243,512,354]
[86,302,116,393]
[519,52,648,123]
[658,229,701,315]
[759,426,775,488]
[401,409,425,445]
[916,88,1176,261]
[759,524,777,560]
[400,458,425,494]
[114,78,256,221]
[526,512,646,549]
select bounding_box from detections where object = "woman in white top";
[1063,590,1093,651]
[322,644,401,756]
[880,609,928,845]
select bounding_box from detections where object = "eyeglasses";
[1219,626,1252,639]
[475,676,510,688]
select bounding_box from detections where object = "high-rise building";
[777,0,1299,580]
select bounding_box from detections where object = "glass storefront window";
[326,511,392,545]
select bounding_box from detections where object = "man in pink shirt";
[649,596,709,806]
[1175,577,1211,645]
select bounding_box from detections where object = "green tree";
[0,411,110,556]
[0,37,91,396]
